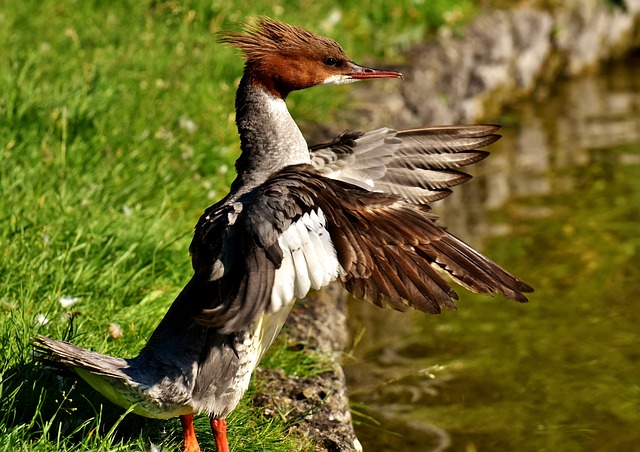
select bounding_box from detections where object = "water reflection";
[345,55,640,451]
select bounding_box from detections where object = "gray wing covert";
[310,125,500,204]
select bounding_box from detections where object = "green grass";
[1,0,478,450]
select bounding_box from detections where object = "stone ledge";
[355,0,640,128]
[258,284,361,451]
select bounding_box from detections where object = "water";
[345,55,640,451]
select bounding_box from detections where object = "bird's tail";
[33,335,127,380]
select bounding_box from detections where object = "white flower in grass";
[149,442,171,452]
[179,116,197,134]
[109,323,123,339]
[181,145,194,160]
[321,9,342,30]
[60,296,80,308]
[36,314,50,326]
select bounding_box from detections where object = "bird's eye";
[324,57,337,67]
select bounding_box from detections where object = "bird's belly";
[76,368,193,419]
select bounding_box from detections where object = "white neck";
[232,83,310,193]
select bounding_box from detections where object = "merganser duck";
[34,18,533,452]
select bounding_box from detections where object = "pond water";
[344,54,640,451]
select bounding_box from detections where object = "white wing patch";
[270,209,339,313]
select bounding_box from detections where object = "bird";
[34,18,533,452]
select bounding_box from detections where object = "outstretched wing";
[278,168,532,314]
[184,158,531,333]
[310,125,499,204]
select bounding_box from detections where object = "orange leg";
[180,413,201,452]
[210,418,230,452]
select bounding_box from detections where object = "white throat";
[233,84,311,192]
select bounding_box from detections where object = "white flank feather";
[289,225,311,297]
[302,214,329,288]
[270,209,339,312]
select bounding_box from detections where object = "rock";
[354,0,640,128]
[255,365,362,452]
[257,284,361,451]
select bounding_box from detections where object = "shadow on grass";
[1,360,182,449]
